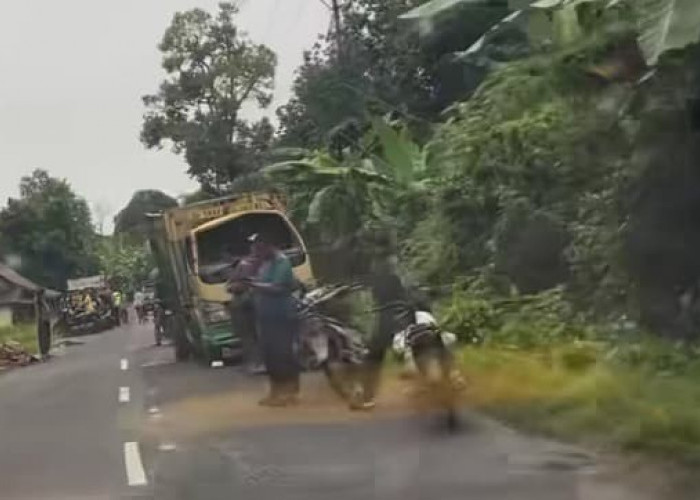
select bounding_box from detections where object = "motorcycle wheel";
[175,338,190,361]
[172,321,191,362]
[445,406,460,431]
[418,354,461,431]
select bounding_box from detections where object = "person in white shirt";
[133,290,146,323]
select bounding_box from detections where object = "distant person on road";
[112,290,123,325]
[247,232,300,406]
[134,289,146,323]
[36,289,51,360]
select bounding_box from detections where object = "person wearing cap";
[246,232,301,406]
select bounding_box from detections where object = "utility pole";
[320,0,345,62]
[331,0,342,39]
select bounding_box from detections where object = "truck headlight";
[200,301,230,325]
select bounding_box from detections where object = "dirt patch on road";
[142,373,462,440]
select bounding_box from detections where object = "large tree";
[141,2,277,192]
[0,169,98,289]
[114,190,178,241]
[276,0,509,148]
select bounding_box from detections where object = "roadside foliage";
[259,0,700,460]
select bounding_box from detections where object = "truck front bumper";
[202,323,242,359]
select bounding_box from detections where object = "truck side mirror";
[286,248,306,267]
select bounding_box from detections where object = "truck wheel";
[175,337,190,361]
[197,345,220,367]
[173,324,191,362]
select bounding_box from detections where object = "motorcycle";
[296,284,368,403]
[387,300,464,430]
[298,285,463,427]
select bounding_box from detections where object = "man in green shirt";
[246,232,300,407]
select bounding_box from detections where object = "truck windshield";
[195,212,303,284]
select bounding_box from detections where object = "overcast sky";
[0,0,329,231]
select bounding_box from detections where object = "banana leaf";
[399,0,491,20]
[371,117,424,184]
[635,0,700,65]
[399,0,500,37]
[307,186,337,224]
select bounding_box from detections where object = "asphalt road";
[0,321,660,500]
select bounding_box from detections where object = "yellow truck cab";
[148,192,313,363]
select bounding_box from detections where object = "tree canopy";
[0,170,98,289]
[95,235,153,293]
[114,190,178,241]
[141,2,277,192]
[273,0,700,340]
[276,0,510,149]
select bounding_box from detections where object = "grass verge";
[0,323,38,354]
[457,345,700,463]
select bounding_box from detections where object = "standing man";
[112,289,123,326]
[133,288,145,323]
[247,232,300,406]
[35,289,51,361]
[227,253,264,375]
[355,253,411,410]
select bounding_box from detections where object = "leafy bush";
[439,278,594,348]
[460,344,700,462]
[605,338,700,376]
[405,36,635,309]
[0,324,38,353]
[401,212,460,285]
[440,288,497,344]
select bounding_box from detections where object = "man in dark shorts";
[247,232,301,406]
[354,254,412,410]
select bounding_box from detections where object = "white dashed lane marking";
[123,442,148,486]
[159,442,177,452]
[119,386,130,403]
[120,358,128,371]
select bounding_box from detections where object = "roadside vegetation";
[259,0,700,462]
[0,324,38,354]
[439,282,700,462]
[460,346,700,463]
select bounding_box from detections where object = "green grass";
[457,344,700,463]
[0,323,38,354]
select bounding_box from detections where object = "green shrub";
[460,344,700,462]
[0,323,38,353]
[439,278,594,348]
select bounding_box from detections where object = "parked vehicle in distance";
[62,276,116,336]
